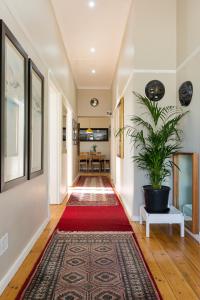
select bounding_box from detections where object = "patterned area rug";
[19,231,161,300]
[67,176,118,206]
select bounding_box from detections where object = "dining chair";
[79,154,88,172]
[91,154,101,172]
[104,159,110,172]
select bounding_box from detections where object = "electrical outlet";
[0,233,8,256]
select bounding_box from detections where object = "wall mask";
[90,98,99,107]
[145,80,165,101]
[179,81,193,107]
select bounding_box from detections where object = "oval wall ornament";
[179,81,193,107]
[145,80,165,101]
[90,98,99,107]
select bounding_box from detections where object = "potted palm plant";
[120,92,188,213]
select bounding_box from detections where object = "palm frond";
[117,92,189,189]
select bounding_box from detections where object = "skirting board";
[72,174,80,186]
[0,216,50,295]
[111,180,138,222]
[132,215,140,222]
[185,228,200,244]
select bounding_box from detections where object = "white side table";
[140,205,185,238]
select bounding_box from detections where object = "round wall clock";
[145,80,165,101]
[90,98,99,107]
[179,81,193,106]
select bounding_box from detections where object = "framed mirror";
[173,152,199,233]
[28,59,44,179]
[0,20,28,191]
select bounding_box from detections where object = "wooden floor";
[0,178,200,299]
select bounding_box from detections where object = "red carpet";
[57,203,132,231]
[56,176,132,231]
[16,176,162,300]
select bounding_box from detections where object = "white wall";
[78,89,112,117]
[0,2,48,289]
[4,0,77,113]
[111,0,177,219]
[0,0,77,293]
[177,0,200,234]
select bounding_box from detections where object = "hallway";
[0,0,200,299]
[1,175,200,299]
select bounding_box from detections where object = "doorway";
[78,117,111,173]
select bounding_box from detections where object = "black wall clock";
[145,80,165,101]
[179,81,193,107]
[90,98,99,107]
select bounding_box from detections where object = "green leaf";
[115,92,189,189]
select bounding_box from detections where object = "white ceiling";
[51,0,132,89]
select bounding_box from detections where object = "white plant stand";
[140,205,185,238]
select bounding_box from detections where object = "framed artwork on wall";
[72,118,78,145]
[63,127,66,141]
[0,20,28,191]
[28,59,44,179]
[116,97,124,159]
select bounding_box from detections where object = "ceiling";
[51,0,132,89]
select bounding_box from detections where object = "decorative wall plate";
[179,81,193,106]
[145,80,165,101]
[90,98,99,107]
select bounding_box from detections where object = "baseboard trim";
[132,215,140,222]
[72,174,80,186]
[185,228,200,244]
[0,216,50,295]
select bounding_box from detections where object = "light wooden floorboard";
[0,177,200,300]
[131,222,200,300]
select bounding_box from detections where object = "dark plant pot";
[143,185,170,213]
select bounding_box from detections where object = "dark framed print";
[72,118,78,145]
[72,118,75,142]
[79,128,109,141]
[28,59,44,179]
[0,20,28,191]
[63,127,66,141]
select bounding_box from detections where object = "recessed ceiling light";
[91,69,96,74]
[88,1,95,8]
[90,47,96,53]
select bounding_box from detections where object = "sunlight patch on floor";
[68,186,114,195]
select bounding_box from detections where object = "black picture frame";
[28,59,44,179]
[0,20,28,192]
[79,128,109,142]
[63,127,66,141]
[72,119,78,145]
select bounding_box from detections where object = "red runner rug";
[67,176,118,206]
[16,176,162,300]
[56,176,132,231]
